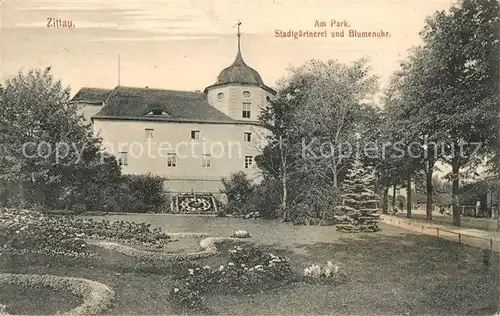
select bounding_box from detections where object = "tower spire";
[233,20,245,65]
[237,21,242,54]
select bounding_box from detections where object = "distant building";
[70,29,276,200]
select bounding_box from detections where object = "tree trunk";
[451,160,461,226]
[406,175,412,219]
[382,186,389,214]
[391,184,396,212]
[425,160,434,220]
[279,135,288,222]
[282,175,287,221]
[18,181,25,205]
[332,165,338,188]
[496,208,499,232]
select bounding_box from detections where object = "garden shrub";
[242,180,281,219]
[220,172,255,215]
[289,183,339,226]
[220,174,280,218]
[121,174,168,213]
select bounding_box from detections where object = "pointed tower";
[204,22,276,121]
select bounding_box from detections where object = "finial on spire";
[237,20,242,53]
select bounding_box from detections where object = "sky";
[1,0,456,98]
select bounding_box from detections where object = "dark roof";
[71,87,113,104]
[218,51,264,86]
[204,51,276,95]
[93,86,235,123]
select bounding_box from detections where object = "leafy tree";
[290,59,379,187]
[383,0,499,225]
[0,68,124,212]
[0,68,93,206]
[257,59,379,222]
[417,0,500,225]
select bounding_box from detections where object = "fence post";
[458,233,461,244]
[422,225,424,232]
[436,228,439,237]
[491,238,493,251]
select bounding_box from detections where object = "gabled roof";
[92,86,235,123]
[71,87,113,104]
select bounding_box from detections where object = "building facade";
[70,31,276,200]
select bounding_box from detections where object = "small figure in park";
[334,158,381,233]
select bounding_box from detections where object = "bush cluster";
[220,172,280,218]
[1,172,168,214]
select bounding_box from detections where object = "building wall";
[206,84,274,121]
[92,119,269,193]
[74,102,104,123]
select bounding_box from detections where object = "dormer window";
[145,109,169,116]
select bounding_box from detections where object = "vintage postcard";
[0,0,499,315]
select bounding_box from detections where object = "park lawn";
[0,284,82,315]
[0,215,498,315]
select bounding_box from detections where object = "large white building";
[71,30,276,201]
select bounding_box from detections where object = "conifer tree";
[334,158,381,232]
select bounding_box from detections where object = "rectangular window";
[191,130,200,140]
[202,154,211,168]
[244,155,253,169]
[244,132,252,142]
[118,152,128,166]
[242,102,251,118]
[145,128,154,139]
[167,153,177,167]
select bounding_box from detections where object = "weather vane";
[237,20,242,37]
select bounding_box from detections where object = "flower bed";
[302,261,347,285]
[0,208,171,256]
[0,273,114,316]
[169,244,295,311]
[88,237,241,262]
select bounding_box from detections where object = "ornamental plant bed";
[0,208,171,257]
[168,244,298,312]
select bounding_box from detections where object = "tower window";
[217,92,224,100]
[202,154,211,168]
[242,91,251,99]
[167,153,177,167]
[244,132,252,142]
[145,128,154,139]
[242,102,251,118]
[244,155,253,168]
[191,130,200,140]
[118,152,128,166]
